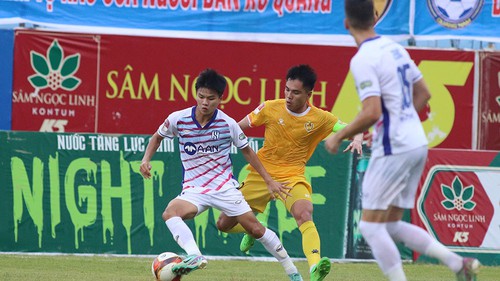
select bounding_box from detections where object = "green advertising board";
[0,131,354,259]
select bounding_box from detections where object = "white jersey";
[350,36,428,158]
[157,107,249,192]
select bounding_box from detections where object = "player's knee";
[359,221,384,240]
[358,221,370,238]
[216,216,232,232]
[291,200,313,225]
[161,209,171,221]
[293,210,313,225]
[246,223,265,238]
[385,221,402,236]
[162,207,178,221]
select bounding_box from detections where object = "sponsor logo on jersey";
[253,103,265,114]
[239,133,247,140]
[184,141,220,155]
[211,130,220,140]
[184,142,197,155]
[304,121,314,132]
[359,80,373,90]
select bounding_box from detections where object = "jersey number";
[397,64,412,109]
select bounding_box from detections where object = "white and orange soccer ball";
[151,252,183,281]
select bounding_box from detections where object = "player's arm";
[332,120,364,154]
[343,132,364,154]
[325,96,381,154]
[413,78,431,112]
[238,116,251,131]
[240,145,291,200]
[140,132,163,179]
[337,96,380,139]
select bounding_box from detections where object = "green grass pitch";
[0,254,498,280]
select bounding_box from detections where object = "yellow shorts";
[239,171,312,213]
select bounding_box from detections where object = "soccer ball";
[151,252,183,281]
[434,0,478,21]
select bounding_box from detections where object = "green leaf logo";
[440,176,476,211]
[28,40,81,92]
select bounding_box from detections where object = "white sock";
[165,217,202,256]
[386,221,463,272]
[257,228,298,275]
[425,240,463,273]
[386,264,407,281]
[359,221,405,279]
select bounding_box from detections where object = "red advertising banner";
[96,35,355,137]
[11,30,98,132]
[478,52,500,150]
[412,149,500,261]
[408,49,475,149]
[11,30,476,149]
[97,34,476,149]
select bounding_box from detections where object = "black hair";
[286,64,317,92]
[345,0,375,30]
[195,68,227,97]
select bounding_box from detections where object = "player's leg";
[384,147,479,280]
[385,215,479,280]
[217,173,272,252]
[216,213,242,233]
[285,183,330,281]
[163,197,208,275]
[214,188,303,280]
[358,153,415,281]
[358,210,406,281]
[237,211,303,280]
[216,212,257,253]
[385,210,480,281]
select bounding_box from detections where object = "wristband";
[332,120,347,133]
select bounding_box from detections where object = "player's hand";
[140,161,152,179]
[266,181,292,201]
[325,134,342,154]
[364,132,373,147]
[343,139,362,154]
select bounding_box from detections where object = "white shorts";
[362,145,428,210]
[176,187,252,217]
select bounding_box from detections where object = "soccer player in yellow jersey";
[216,64,363,281]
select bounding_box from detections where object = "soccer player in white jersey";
[324,1,480,281]
[140,69,304,281]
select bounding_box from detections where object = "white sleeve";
[350,55,381,101]
[157,113,179,139]
[228,118,249,149]
[408,58,423,83]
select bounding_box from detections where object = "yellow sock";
[225,223,247,233]
[299,220,321,269]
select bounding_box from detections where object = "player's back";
[351,36,427,157]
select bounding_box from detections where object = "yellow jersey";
[247,99,338,178]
